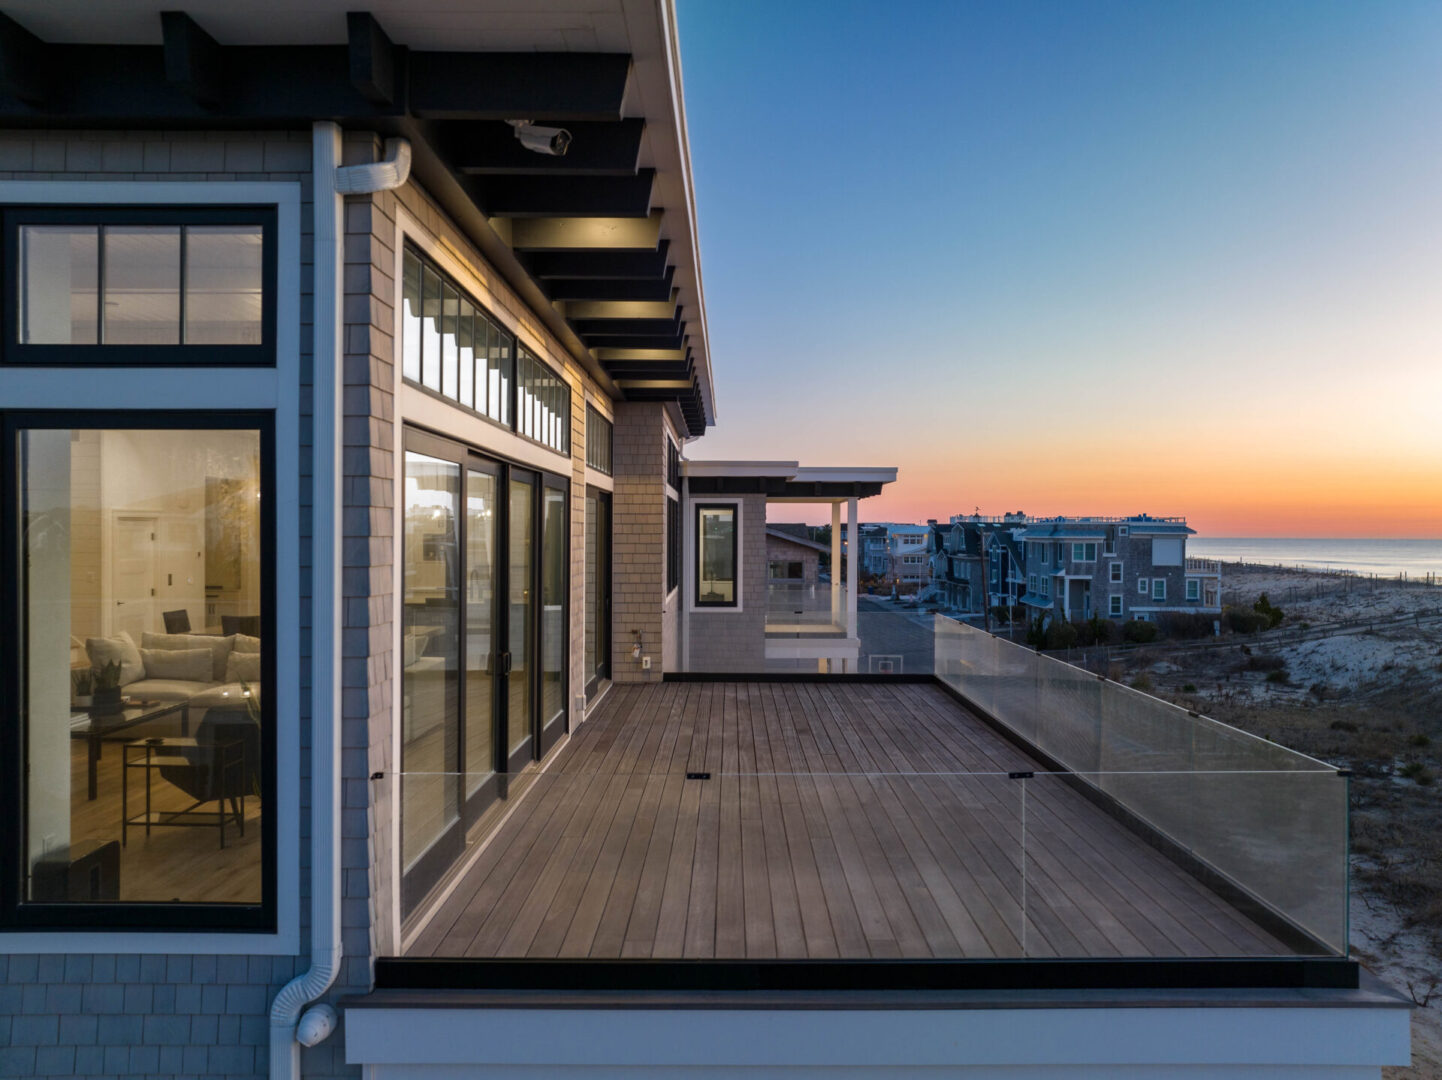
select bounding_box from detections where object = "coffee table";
[70,699,191,801]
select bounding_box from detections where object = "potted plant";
[91,660,123,714]
[72,669,94,708]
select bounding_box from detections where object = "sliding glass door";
[464,460,499,814]
[505,469,535,772]
[584,488,611,698]
[402,430,570,913]
[539,478,568,755]
[401,449,462,902]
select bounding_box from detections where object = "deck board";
[405,680,1296,960]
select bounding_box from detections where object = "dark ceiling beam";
[579,331,687,350]
[161,12,224,108]
[524,240,669,280]
[545,266,675,302]
[473,169,654,218]
[409,52,630,121]
[347,11,398,106]
[601,362,693,379]
[0,13,51,105]
[572,314,682,339]
[449,118,643,176]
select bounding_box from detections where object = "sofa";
[84,630,263,716]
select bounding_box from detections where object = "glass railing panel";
[1033,770,1347,956]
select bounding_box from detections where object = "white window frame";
[1153,578,1167,601]
[1187,578,1201,601]
[686,496,745,614]
[1072,542,1097,562]
[1138,578,1148,595]
[1109,595,1124,616]
[0,180,303,955]
[1028,574,1037,592]
[1119,525,1129,536]
[1110,561,1124,583]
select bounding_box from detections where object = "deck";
[407,680,1292,960]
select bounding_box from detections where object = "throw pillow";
[85,632,144,686]
[141,631,234,682]
[226,651,262,684]
[140,647,214,684]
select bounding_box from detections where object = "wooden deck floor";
[408,681,1292,960]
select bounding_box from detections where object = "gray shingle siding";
[0,129,327,1080]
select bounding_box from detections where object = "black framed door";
[401,428,570,914]
[584,487,611,698]
[504,467,536,773]
[538,475,569,755]
[463,456,501,819]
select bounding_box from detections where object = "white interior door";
[111,515,158,638]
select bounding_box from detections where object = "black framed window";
[666,439,681,490]
[517,345,570,455]
[3,207,276,366]
[0,411,276,931]
[586,405,612,475]
[666,496,680,595]
[402,243,570,456]
[402,244,514,427]
[695,503,737,607]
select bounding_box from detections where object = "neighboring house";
[0,5,1406,1080]
[885,524,932,591]
[927,520,988,613]
[766,526,826,592]
[858,523,892,577]
[1015,515,1223,623]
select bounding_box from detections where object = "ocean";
[1187,537,1442,580]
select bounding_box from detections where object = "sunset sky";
[677,0,1442,537]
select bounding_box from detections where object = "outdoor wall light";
[507,119,572,156]
[632,630,643,660]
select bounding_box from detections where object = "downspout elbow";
[334,137,411,194]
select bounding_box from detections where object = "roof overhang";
[683,461,898,501]
[0,0,714,434]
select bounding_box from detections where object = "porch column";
[846,497,859,639]
[830,500,843,628]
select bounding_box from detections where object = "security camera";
[507,119,571,157]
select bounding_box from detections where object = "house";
[884,523,932,592]
[0,4,1407,1080]
[927,520,988,614]
[855,522,892,578]
[1016,515,1223,623]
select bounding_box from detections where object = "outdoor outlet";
[642,656,652,670]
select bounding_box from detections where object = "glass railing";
[764,583,846,629]
[396,759,1345,960]
[672,610,1349,955]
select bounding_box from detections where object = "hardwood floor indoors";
[59,718,263,906]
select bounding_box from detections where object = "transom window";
[585,404,613,475]
[4,207,275,365]
[401,243,571,454]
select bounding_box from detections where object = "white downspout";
[268,124,410,1080]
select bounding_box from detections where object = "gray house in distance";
[0,3,1407,1079]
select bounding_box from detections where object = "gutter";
[268,124,411,1080]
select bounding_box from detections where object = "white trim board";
[346,1003,1409,1073]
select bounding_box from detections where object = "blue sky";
[676,1,1442,535]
